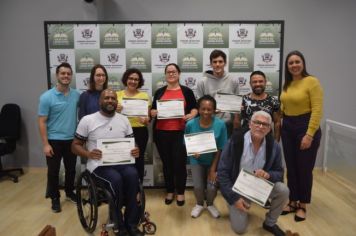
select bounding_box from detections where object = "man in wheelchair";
[72,89,144,236]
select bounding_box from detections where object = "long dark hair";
[88,64,108,92]
[283,50,310,91]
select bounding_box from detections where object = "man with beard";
[71,89,143,236]
[38,62,80,213]
[218,111,288,236]
[234,71,281,141]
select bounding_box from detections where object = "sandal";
[294,205,306,222]
[281,202,297,215]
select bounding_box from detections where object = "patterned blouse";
[240,93,280,127]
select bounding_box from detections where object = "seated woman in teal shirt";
[185,95,227,219]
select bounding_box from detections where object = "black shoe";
[127,227,144,236]
[264,200,272,209]
[51,198,61,213]
[262,222,285,236]
[117,228,130,236]
[294,206,306,222]
[66,191,77,204]
[176,200,185,206]
[165,198,173,205]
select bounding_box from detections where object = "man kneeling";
[218,111,289,236]
[72,89,143,236]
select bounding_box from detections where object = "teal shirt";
[185,116,227,166]
[38,87,80,140]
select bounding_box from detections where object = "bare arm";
[233,113,241,129]
[71,138,102,160]
[38,116,54,157]
[272,111,281,142]
[183,108,198,121]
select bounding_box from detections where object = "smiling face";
[198,99,215,120]
[126,72,140,91]
[211,56,226,77]
[100,90,118,115]
[250,74,266,95]
[249,114,271,140]
[287,55,304,77]
[165,65,180,85]
[94,68,107,90]
[56,66,72,86]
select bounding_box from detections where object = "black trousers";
[93,165,140,230]
[132,127,149,183]
[155,130,187,194]
[281,113,321,203]
[46,140,77,199]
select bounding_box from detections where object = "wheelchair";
[76,170,156,235]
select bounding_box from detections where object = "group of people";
[38,49,323,236]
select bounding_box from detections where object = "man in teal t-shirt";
[38,62,79,213]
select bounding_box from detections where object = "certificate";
[232,168,274,207]
[215,93,242,113]
[97,138,135,165]
[184,131,217,155]
[121,98,148,117]
[157,99,184,119]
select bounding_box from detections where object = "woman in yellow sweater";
[117,68,151,183]
[280,51,323,222]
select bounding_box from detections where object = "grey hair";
[251,110,272,125]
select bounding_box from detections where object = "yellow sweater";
[116,90,151,128]
[280,76,323,136]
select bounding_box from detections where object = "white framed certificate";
[215,93,242,113]
[97,138,135,165]
[184,131,217,155]
[121,98,148,117]
[156,99,184,119]
[232,168,274,207]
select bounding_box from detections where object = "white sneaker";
[191,204,204,218]
[207,205,220,218]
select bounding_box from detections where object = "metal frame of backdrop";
[44,20,284,187]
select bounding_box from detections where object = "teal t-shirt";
[185,116,227,165]
[38,87,80,140]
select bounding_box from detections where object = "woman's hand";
[116,103,123,113]
[300,134,313,150]
[150,109,158,118]
[208,169,217,184]
[138,116,150,125]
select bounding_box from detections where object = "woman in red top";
[151,63,198,206]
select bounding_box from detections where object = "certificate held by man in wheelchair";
[97,137,136,165]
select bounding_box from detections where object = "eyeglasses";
[251,119,270,128]
[128,77,140,82]
[166,71,178,75]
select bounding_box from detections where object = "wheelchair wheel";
[143,221,157,235]
[76,170,98,233]
[138,184,146,221]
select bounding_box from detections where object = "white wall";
[1,0,355,167]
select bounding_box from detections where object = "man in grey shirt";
[196,49,240,135]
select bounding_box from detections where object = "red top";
[156,88,186,131]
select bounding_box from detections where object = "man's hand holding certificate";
[215,93,242,113]
[97,138,136,165]
[157,99,184,119]
[121,98,148,117]
[184,131,217,156]
[232,168,274,207]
